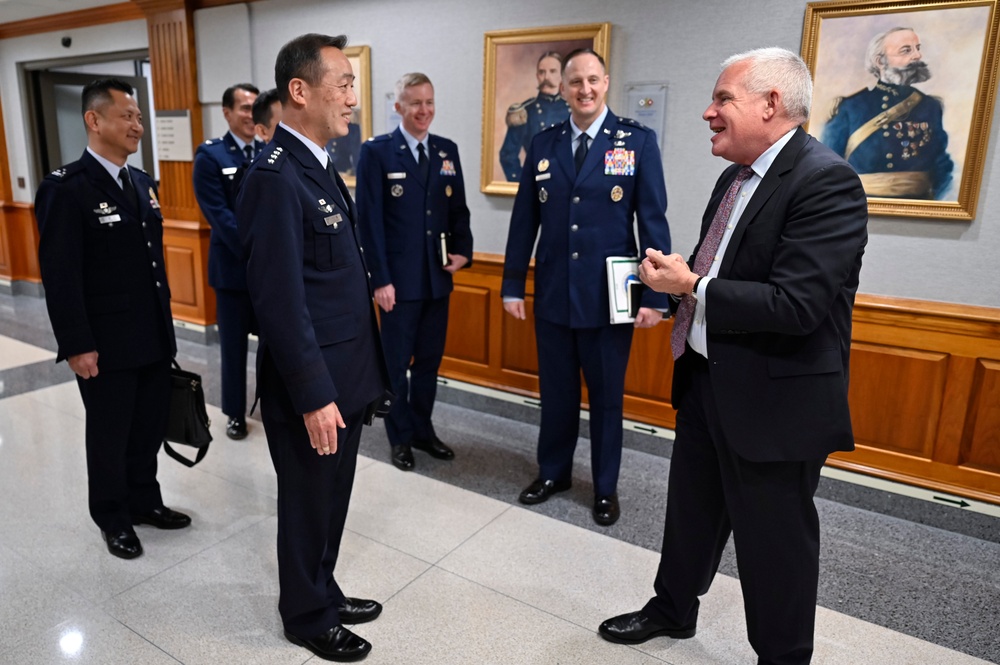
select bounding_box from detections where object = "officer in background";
[192,83,263,440]
[356,72,473,471]
[502,49,671,526]
[499,51,571,182]
[36,78,191,560]
[821,27,953,199]
[327,110,362,175]
[252,88,282,144]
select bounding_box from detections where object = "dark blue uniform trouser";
[534,317,634,497]
[215,287,255,419]
[261,388,364,639]
[378,295,449,447]
[76,357,171,533]
[643,353,824,665]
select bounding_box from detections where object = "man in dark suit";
[502,49,671,526]
[236,34,390,663]
[356,72,473,472]
[193,82,264,440]
[598,48,868,665]
[35,78,191,560]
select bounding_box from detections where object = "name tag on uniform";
[99,214,121,224]
[387,172,406,180]
[535,173,551,181]
[221,167,238,175]
[324,214,343,226]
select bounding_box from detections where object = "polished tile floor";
[1,291,998,664]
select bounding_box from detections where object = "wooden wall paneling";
[1,87,15,280]
[162,219,212,324]
[1,203,40,282]
[444,284,491,366]
[0,3,144,40]
[931,354,978,467]
[963,359,1000,473]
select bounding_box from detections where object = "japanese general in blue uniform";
[192,131,264,429]
[36,149,176,535]
[499,92,570,182]
[502,107,671,499]
[821,82,953,199]
[355,125,473,453]
[236,123,389,638]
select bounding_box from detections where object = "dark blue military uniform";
[821,82,953,199]
[502,110,671,496]
[499,92,570,182]
[36,150,176,533]
[192,132,263,421]
[236,124,388,639]
[355,127,472,448]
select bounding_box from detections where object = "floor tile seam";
[0,370,76,403]
[94,512,276,605]
[410,561,674,663]
[424,503,517,566]
[177,462,279,505]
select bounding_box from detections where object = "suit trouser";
[643,353,824,665]
[76,357,171,533]
[261,393,364,639]
[215,287,256,418]
[534,317,634,497]
[378,296,449,446]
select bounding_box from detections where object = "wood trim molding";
[442,254,1000,506]
[0,3,145,40]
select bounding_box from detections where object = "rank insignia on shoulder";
[51,168,67,178]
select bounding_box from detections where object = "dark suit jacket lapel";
[81,151,134,214]
[552,121,574,182]
[576,111,615,183]
[719,128,809,277]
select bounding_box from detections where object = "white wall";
[3,1,998,308]
[0,19,148,199]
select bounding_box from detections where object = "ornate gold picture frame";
[480,23,611,196]
[801,0,1000,220]
[328,44,372,188]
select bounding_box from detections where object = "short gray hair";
[721,47,813,123]
[866,27,913,78]
[394,72,432,103]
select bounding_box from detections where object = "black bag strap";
[163,441,209,468]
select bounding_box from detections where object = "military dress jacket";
[355,127,473,303]
[502,110,671,329]
[236,125,387,418]
[193,133,264,290]
[35,150,175,370]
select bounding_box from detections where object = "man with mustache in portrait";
[822,27,954,199]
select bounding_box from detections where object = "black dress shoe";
[598,610,696,644]
[411,435,455,460]
[284,625,371,662]
[338,597,382,624]
[518,478,571,505]
[390,444,414,471]
[132,506,192,530]
[226,416,248,440]
[593,494,620,526]
[102,528,143,559]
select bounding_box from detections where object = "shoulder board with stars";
[367,133,393,144]
[256,145,287,171]
[617,116,650,132]
[44,161,85,182]
[539,121,566,136]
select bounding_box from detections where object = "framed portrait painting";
[801,0,1000,220]
[328,44,373,188]
[480,23,611,195]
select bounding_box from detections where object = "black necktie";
[325,159,349,212]
[119,167,138,210]
[417,142,429,183]
[244,145,254,162]
[574,135,589,173]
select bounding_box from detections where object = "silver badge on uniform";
[324,214,343,226]
[93,202,117,214]
[538,187,548,203]
[391,184,404,197]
